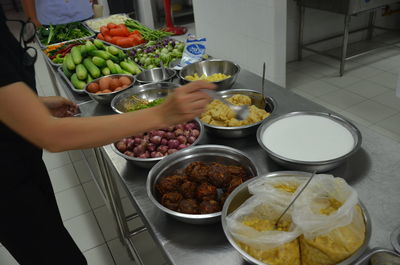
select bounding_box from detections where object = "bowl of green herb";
[110,82,180,114]
[36,22,94,47]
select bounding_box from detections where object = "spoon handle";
[262,62,266,99]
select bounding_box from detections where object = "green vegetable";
[120,61,137,74]
[94,39,106,50]
[85,40,97,52]
[64,53,75,71]
[76,64,88,80]
[38,22,92,46]
[102,67,111,76]
[83,58,101,78]
[114,63,123,74]
[106,60,117,74]
[52,54,64,64]
[71,73,86,90]
[80,45,87,57]
[107,45,120,56]
[125,19,171,41]
[62,59,73,78]
[92,56,106,68]
[128,98,165,112]
[71,46,82,64]
[88,50,110,60]
[86,74,93,83]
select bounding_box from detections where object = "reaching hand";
[157,81,215,127]
[41,96,78,118]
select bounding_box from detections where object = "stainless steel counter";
[65,68,400,265]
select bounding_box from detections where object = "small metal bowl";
[201,89,276,138]
[179,59,240,91]
[110,82,180,114]
[147,145,259,224]
[111,118,204,168]
[136,68,177,84]
[85,74,135,105]
[221,171,371,265]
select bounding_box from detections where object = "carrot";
[107,23,117,29]
[109,26,129,37]
[116,37,134,48]
[100,26,110,36]
[104,34,113,43]
[97,33,105,40]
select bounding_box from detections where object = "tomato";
[107,23,117,29]
[97,33,105,40]
[100,26,110,36]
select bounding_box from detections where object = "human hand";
[156,81,215,127]
[41,96,78,118]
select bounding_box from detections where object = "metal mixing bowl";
[201,89,276,138]
[136,68,177,84]
[146,145,260,224]
[221,171,372,265]
[256,112,362,172]
[85,74,135,104]
[179,59,240,91]
[110,82,180,114]
[111,118,204,168]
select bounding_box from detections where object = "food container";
[85,74,135,104]
[257,112,362,172]
[110,82,179,114]
[135,68,177,84]
[201,89,276,138]
[97,39,141,52]
[111,118,204,168]
[83,13,130,33]
[146,145,259,224]
[179,59,240,91]
[221,171,372,265]
[57,66,86,94]
[41,39,89,67]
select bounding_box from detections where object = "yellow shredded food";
[274,183,299,193]
[318,198,343,215]
[185,73,231,82]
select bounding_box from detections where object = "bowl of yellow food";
[221,171,371,265]
[200,89,276,138]
[179,59,240,91]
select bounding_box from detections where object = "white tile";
[74,159,93,184]
[121,197,137,216]
[367,72,398,90]
[69,150,83,162]
[372,91,400,111]
[346,65,383,79]
[291,89,316,101]
[369,57,400,72]
[336,109,373,127]
[55,186,91,221]
[373,47,400,59]
[84,244,115,265]
[295,80,340,97]
[318,90,366,110]
[308,97,343,114]
[345,80,390,99]
[323,75,361,88]
[308,54,340,68]
[345,100,398,124]
[49,164,80,193]
[285,71,316,89]
[94,206,119,242]
[369,125,400,143]
[83,181,106,210]
[0,247,18,265]
[375,113,400,137]
[42,151,71,170]
[107,239,134,265]
[64,212,105,252]
[350,53,383,66]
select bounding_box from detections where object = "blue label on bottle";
[186,44,206,55]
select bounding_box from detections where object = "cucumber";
[117,50,127,61]
[120,70,131,75]
[76,64,88,80]
[120,61,137,74]
[85,40,97,52]
[106,60,117,74]
[71,73,86,90]
[101,67,111,76]
[107,45,120,55]
[106,52,119,63]
[114,63,123,74]
[71,46,82,64]
[62,60,73,78]
[80,45,87,58]
[64,53,75,71]
[92,56,106,68]
[93,39,106,50]
[86,74,93,84]
[88,50,110,60]
[83,58,101,78]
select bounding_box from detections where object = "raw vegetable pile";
[85,14,130,32]
[129,39,185,69]
[115,121,201,158]
[125,19,171,41]
[43,40,85,64]
[37,22,93,46]
[96,23,145,48]
[62,39,141,90]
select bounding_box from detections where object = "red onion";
[191,129,200,137]
[175,124,184,130]
[177,135,187,144]
[161,138,168,145]
[147,143,156,152]
[139,151,150,158]
[177,144,187,150]
[174,128,184,136]
[150,151,157,158]
[165,132,175,139]
[124,151,134,156]
[134,137,142,145]
[157,145,169,154]
[167,149,178,154]
[150,135,162,145]
[133,145,145,155]
[116,141,127,153]
[167,126,175,132]
[154,152,164,158]
[168,139,180,149]
[187,136,196,144]
[184,122,196,130]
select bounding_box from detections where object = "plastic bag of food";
[226,195,302,265]
[179,34,206,67]
[292,174,366,265]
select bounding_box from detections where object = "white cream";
[262,115,355,162]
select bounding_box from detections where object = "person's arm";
[21,0,41,27]
[0,81,213,152]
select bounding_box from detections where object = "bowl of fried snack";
[146,145,259,224]
[200,89,276,138]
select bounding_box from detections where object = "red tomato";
[104,34,113,43]
[100,26,110,36]
[97,33,105,40]
[107,23,117,29]
[116,37,134,48]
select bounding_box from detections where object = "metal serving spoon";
[203,89,249,120]
[160,60,167,80]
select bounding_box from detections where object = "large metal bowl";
[179,59,240,91]
[85,74,135,105]
[201,89,276,138]
[111,118,204,168]
[146,145,260,224]
[256,112,362,172]
[221,171,372,265]
[110,82,180,114]
[136,68,177,84]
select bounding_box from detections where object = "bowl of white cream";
[256,112,362,172]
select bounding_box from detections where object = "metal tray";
[83,13,130,33]
[97,39,141,51]
[56,66,86,94]
[352,248,400,265]
[35,22,95,49]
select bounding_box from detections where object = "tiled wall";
[192,0,287,87]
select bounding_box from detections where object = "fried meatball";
[226,177,243,194]
[184,161,209,183]
[156,175,186,195]
[196,182,218,201]
[178,199,199,214]
[161,192,183,211]
[227,165,248,179]
[180,180,197,199]
[199,200,221,214]
[207,162,231,188]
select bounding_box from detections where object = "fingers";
[179,80,216,93]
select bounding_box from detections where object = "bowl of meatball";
[146,144,259,224]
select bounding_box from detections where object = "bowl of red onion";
[111,119,204,168]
